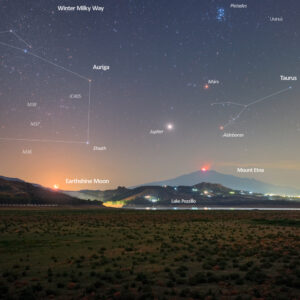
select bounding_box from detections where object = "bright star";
[166,123,174,130]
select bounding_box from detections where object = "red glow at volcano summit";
[201,166,209,172]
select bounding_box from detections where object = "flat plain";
[0,209,299,299]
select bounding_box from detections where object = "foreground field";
[0,209,299,299]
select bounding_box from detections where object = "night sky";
[0,0,299,190]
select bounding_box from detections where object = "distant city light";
[144,195,159,203]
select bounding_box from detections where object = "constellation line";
[0,41,26,52]
[10,31,32,49]
[87,81,92,144]
[211,86,292,129]
[27,51,90,81]
[0,30,93,144]
[0,137,87,144]
[0,40,89,81]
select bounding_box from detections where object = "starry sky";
[0,0,299,190]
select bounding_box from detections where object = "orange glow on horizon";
[53,184,59,190]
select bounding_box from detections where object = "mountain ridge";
[134,170,300,196]
[0,177,102,206]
